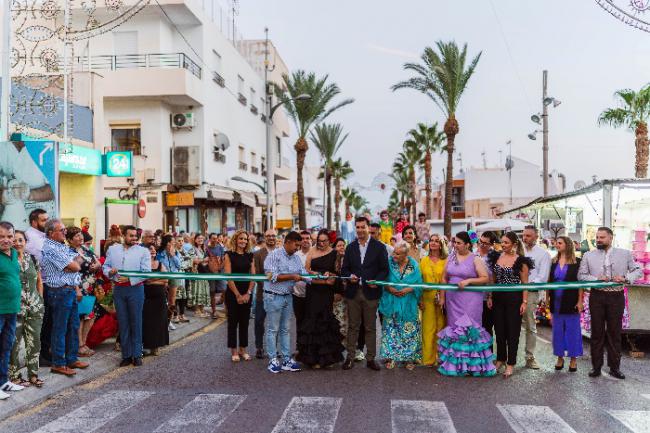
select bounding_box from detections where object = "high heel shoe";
[555,359,564,370]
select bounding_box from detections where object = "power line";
[487,0,533,112]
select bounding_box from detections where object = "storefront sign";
[104,151,133,177]
[291,193,298,215]
[59,145,102,175]
[276,219,293,229]
[167,192,195,207]
[138,199,147,218]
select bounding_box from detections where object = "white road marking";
[271,396,342,433]
[497,404,577,433]
[608,410,650,433]
[391,400,457,433]
[153,394,246,433]
[30,390,153,433]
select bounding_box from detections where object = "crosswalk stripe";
[153,394,246,433]
[30,390,153,433]
[608,410,650,433]
[391,400,456,433]
[497,404,576,433]
[642,394,650,401]
[271,396,342,433]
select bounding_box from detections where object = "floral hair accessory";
[468,230,479,244]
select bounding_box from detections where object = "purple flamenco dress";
[437,254,496,377]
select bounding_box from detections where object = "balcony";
[451,204,466,219]
[250,105,258,115]
[239,162,248,171]
[238,93,247,106]
[73,53,201,79]
[212,71,225,87]
[251,166,259,174]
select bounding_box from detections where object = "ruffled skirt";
[296,288,344,367]
[437,314,496,377]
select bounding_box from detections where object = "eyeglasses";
[478,241,493,247]
[54,227,67,233]
[317,238,328,243]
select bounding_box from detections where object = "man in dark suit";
[341,216,389,370]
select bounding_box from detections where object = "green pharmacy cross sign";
[104,151,133,177]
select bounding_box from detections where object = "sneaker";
[168,322,177,331]
[1,381,24,392]
[0,390,10,400]
[526,358,540,370]
[354,349,365,362]
[281,358,301,372]
[267,358,281,374]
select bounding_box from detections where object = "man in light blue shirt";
[263,231,309,374]
[103,225,151,367]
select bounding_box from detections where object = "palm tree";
[281,71,354,228]
[405,122,445,219]
[392,141,421,223]
[341,187,358,217]
[389,169,411,214]
[311,123,349,230]
[392,41,482,237]
[351,195,369,215]
[598,85,650,178]
[331,158,354,233]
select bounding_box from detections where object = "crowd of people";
[0,208,643,400]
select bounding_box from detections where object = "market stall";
[500,179,650,335]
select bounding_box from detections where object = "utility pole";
[542,70,549,197]
[264,27,275,231]
[1,1,11,141]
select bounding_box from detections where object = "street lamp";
[230,176,266,193]
[529,70,560,197]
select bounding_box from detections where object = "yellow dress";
[419,256,447,366]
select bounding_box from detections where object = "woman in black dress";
[297,229,344,368]
[224,230,255,362]
[142,246,169,356]
[487,231,533,378]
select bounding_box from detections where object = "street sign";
[59,144,102,176]
[166,192,194,207]
[104,151,133,177]
[138,199,147,218]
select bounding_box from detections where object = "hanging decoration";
[595,0,650,33]
[9,1,150,139]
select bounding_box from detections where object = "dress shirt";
[296,249,309,267]
[525,244,551,284]
[103,243,151,286]
[41,238,81,288]
[25,227,46,263]
[415,221,429,242]
[263,247,307,295]
[578,246,643,291]
[358,238,369,264]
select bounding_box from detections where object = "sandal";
[240,353,251,361]
[231,354,241,362]
[12,378,31,387]
[385,360,395,370]
[405,363,416,371]
[29,376,44,388]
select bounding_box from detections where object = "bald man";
[252,229,278,358]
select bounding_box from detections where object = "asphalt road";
[2,320,650,433]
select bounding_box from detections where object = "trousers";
[0,314,17,385]
[522,291,537,360]
[492,291,523,366]
[589,290,624,371]
[225,291,251,348]
[113,285,145,360]
[345,290,379,361]
[47,287,79,367]
[264,292,293,360]
[9,309,43,379]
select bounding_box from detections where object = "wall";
[59,172,97,229]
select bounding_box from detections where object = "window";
[238,146,245,162]
[276,136,282,168]
[212,49,222,73]
[111,127,142,155]
[250,152,257,166]
[237,75,244,94]
[250,87,256,103]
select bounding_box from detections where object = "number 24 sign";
[104,151,133,177]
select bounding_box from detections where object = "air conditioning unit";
[173,146,201,185]
[135,168,156,184]
[171,112,194,129]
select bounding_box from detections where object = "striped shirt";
[41,238,81,288]
[263,247,307,295]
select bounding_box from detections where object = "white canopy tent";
[475,218,530,232]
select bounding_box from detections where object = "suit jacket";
[549,259,581,315]
[341,237,389,300]
[253,247,272,302]
[578,247,642,287]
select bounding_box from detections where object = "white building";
[72,0,292,234]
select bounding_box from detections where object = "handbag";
[78,295,96,316]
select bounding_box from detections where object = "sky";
[235,0,650,190]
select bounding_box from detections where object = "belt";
[263,290,291,296]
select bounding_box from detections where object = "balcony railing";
[71,53,202,79]
[239,162,248,171]
[251,166,259,174]
[452,205,465,212]
[250,105,258,115]
[238,93,247,106]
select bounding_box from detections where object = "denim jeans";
[47,287,80,367]
[263,293,292,360]
[254,297,266,350]
[113,285,145,360]
[0,314,17,384]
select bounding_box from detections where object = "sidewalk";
[0,310,220,422]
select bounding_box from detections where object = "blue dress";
[552,264,583,357]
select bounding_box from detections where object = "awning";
[238,191,257,208]
[207,187,233,202]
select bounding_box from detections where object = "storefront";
[189,186,256,235]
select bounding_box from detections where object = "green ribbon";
[116,271,623,292]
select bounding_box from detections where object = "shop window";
[188,207,199,233]
[111,127,142,155]
[207,208,222,233]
